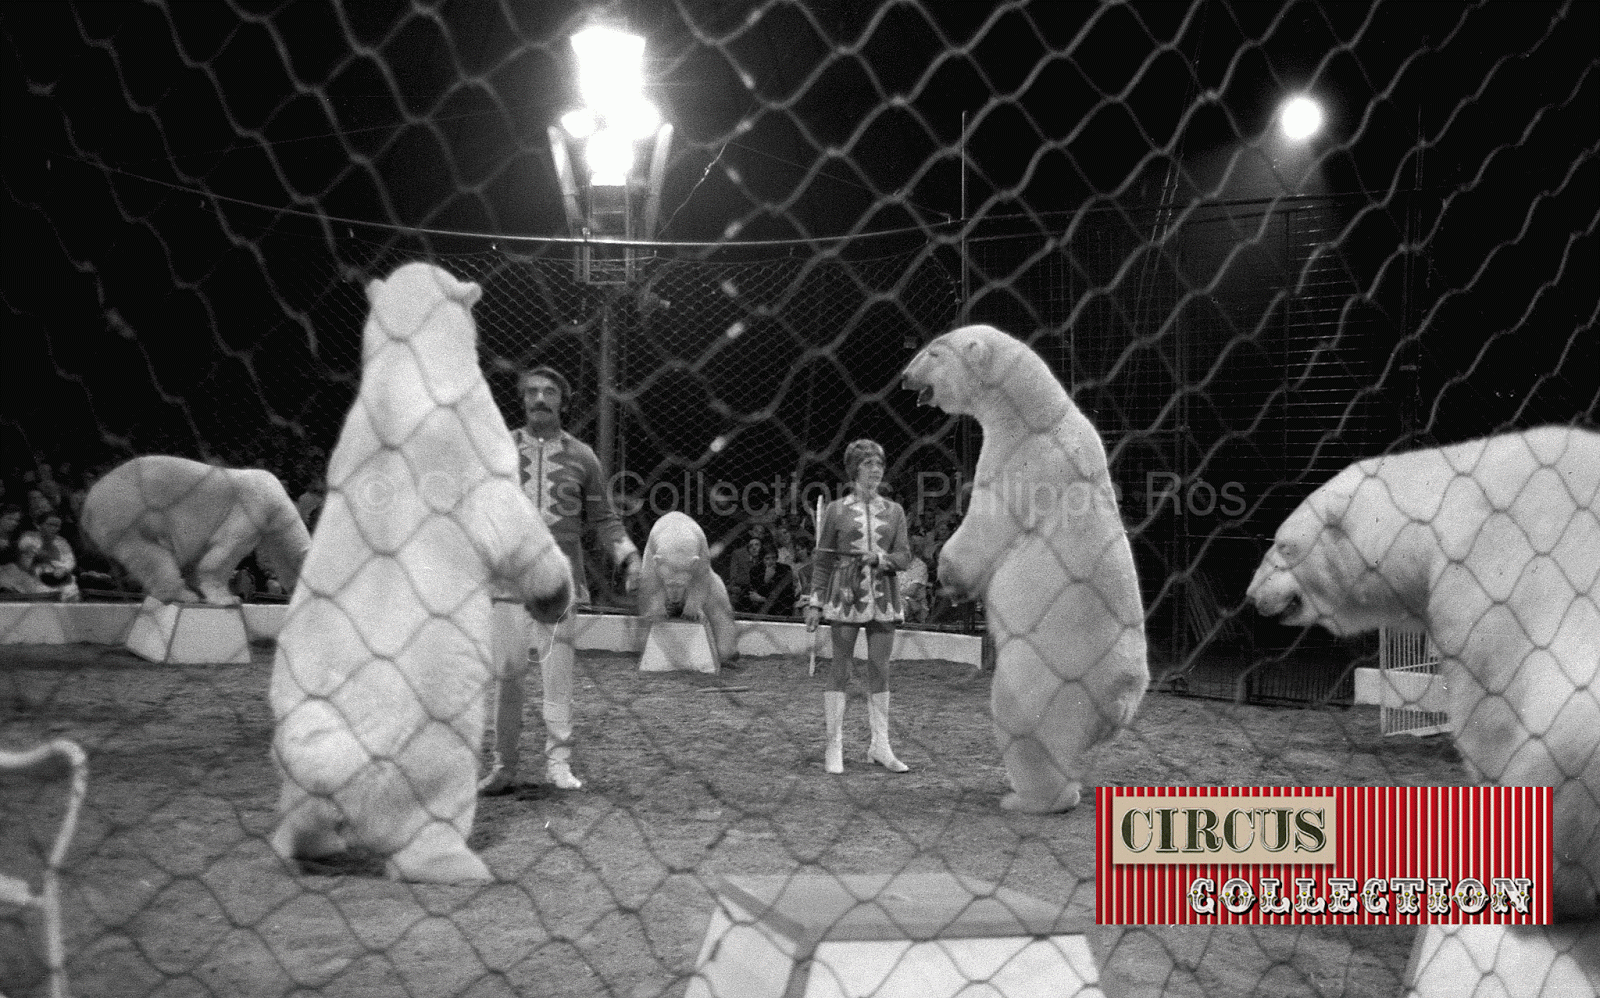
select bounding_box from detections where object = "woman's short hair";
[842,438,886,482]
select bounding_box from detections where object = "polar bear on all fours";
[902,323,1149,813]
[80,455,310,604]
[1247,425,1600,920]
[636,511,740,668]
[269,262,573,885]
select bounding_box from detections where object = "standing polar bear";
[269,262,573,884]
[80,455,310,604]
[636,511,740,668]
[902,324,1149,812]
[1248,426,1600,920]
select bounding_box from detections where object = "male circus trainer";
[481,365,640,793]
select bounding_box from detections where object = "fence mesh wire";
[2,1,1597,996]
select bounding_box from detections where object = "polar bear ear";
[961,337,993,379]
[1312,495,1350,550]
[453,280,483,308]
[366,278,384,304]
[1317,488,1352,536]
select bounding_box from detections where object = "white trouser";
[486,602,577,781]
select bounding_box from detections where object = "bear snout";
[939,581,978,605]
[1248,570,1304,622]
[937,559,982,604]
[901,360,937,407]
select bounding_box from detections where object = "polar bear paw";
[385,829,493,884]
[525,583,572,626]
[150,584,204,605]
[939,580,981,607]
[271,812,345,864]
[1000,783,1082,814]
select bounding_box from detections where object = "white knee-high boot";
[824,691,846,774]
[867,691,909,773]
[543,699,582,789]
[541,628,583,790]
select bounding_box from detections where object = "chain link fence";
[2,1,1596,996]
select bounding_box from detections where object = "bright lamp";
[585,128,635,186]
[1279,95,1324,142]
[570,26,645,119]
[560,108,597,140]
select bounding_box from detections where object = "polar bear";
[1248,426,1600,919]
[1406,923,1600,998]
[269,262,573,884]
[636,511,739,667]
[902,324,1149,812]
[80,455,310,604]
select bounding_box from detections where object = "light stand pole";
[548,23,672,474]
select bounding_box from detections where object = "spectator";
[296,481,326,533]
[901,535,931,624]
[746,547,794,615]
[64,471,91,525]
[0,504,31,593]
[772,523,796,568]
[33,463,65,510]
[228,552,270,602]
[0,503,21,554]
[724,534,761,607]
[789,535,814,617]
[922,536,965,625]
[17,511,79,601]
[909,521,933,565]
[787,513,815,547]
[24,487,56,524]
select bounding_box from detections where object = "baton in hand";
[809,493,823,675]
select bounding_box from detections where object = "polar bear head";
[652,547,701,616]
[363,262,484,387]
[902,324,1070,430]
[237,468,312,590]
[646,512,709,616]
[1247,463,1435,637]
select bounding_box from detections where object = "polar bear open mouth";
[901,374,934,407]
[1268,589,1320,628]
[1278,591,1304,621]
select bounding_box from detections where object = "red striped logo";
[1095,787,1553,925]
